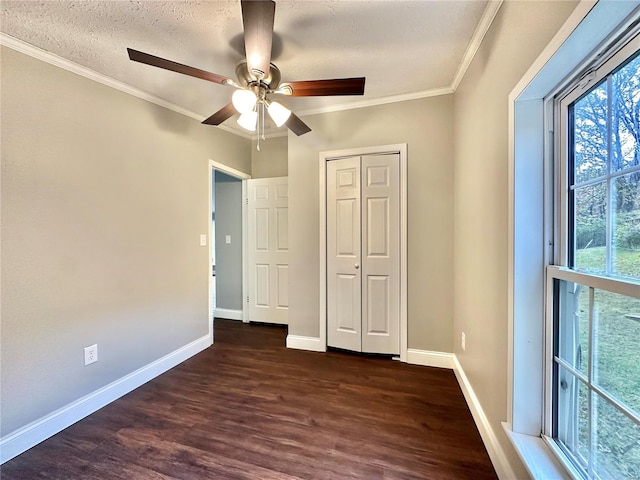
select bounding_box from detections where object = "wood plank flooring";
[1,319,498,479]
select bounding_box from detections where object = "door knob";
[355,263,360,269]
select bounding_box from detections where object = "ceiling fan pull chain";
[257,102,261,151]
[261,101,266,141]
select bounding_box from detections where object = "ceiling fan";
[127,0,365,139]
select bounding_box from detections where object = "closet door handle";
[354,263,360,269]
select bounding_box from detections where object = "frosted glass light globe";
[232,89,257,114]
[267,101,292,127]
[237,111,258,131]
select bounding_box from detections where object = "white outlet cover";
[225,235,231,244]
[84,344,98,366]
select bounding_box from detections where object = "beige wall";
[288,95,454,352]
[452,1,578,477]
[0,46,250,436]
[251,136,288,178]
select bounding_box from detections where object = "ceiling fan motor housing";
[236,60,281,91]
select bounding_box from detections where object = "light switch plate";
[200,234,207,246]
[225,235,231,244]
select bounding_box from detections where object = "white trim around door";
[208,160,251,340]
[319,144,408,361]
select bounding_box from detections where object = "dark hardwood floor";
[2,320,498,479]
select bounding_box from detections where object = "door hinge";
[247,296,250,303]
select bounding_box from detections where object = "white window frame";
[546,31,640,479]
[506,2,640,478]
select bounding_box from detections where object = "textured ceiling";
[1,0,492,137]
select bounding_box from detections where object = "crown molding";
[0,33,254,140]
[294,0,503,117]
[220,124,254,140]
[2,0,503,133]
[451,0,504,91]
[295,86,455,117]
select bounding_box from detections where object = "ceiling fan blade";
[127,48,232,86]
[202,103,236,125]
[241,0,275,79]
[286,113,311,136]
[279,78,366,97]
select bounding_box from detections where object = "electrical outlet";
[84,344,98,366]
[461,332,466,351]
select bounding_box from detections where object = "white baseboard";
[286,335,325,352]
[0,334,211,464]
[213,308,243,321]
[406,348,454,369]
[453,355,517,480]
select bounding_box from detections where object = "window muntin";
[553,32,640,480]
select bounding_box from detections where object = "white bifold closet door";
[327,154,400,354]
[247,177,288,324]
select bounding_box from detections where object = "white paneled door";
[247,177,288,324]
[327,154,400,354]
[327,157,362,351]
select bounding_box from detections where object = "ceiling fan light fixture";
[232,89,257,114]
[237,110,258,131]
[267,101,291,127]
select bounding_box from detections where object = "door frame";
[319,144,408,361]
[208,160,251,342]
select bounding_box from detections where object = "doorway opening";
[208,160,251,340]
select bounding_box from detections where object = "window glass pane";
[611,54,640,173]
[593,393,640,479]
[575,182,607,273]
[556,364,589,468]
[573,83,608,183]
[559,32,640,480]
[557,281,589,375]
[612,172,640,279]
[593,289,640,415]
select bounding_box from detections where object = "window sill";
[502,423,577,480]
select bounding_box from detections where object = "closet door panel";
[327,157,362,352]
[361,154,400,355]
